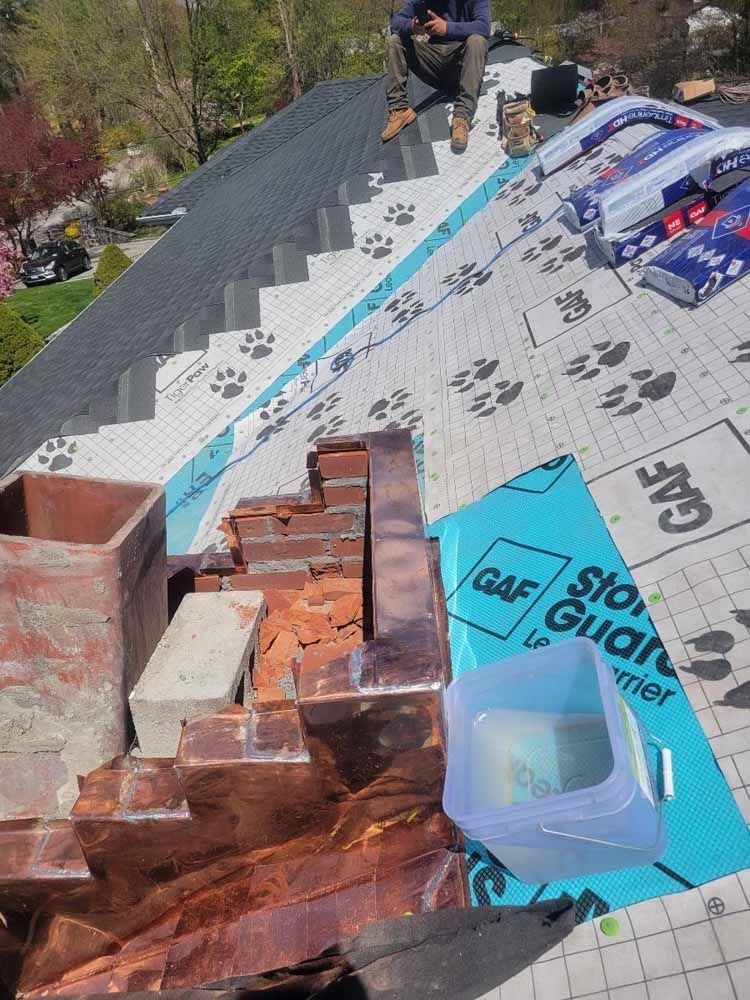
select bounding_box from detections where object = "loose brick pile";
[191,443,371,703]
[213,448,368,592]
[254,580,364,702]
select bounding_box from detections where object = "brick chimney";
[0,471,166,819]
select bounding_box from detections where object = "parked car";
[21,241,91,286]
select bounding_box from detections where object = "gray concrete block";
[129,591,265,758]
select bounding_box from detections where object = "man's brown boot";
[451,116,470,152]
[381,107,417,142]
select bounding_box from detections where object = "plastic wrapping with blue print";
[644,178,750,304]
[537,97,717,176]
[562,129,705,231]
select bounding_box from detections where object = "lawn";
[7,279,95,340]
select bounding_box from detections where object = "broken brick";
[329,594,362,628]
[321,579,362,600]
[338,622,364,644]
[259,613,286,654]
[297,622,336,646]
[309,561,343,581]
[264,590,299,614]
[194,575,220,593]
[301,634,362,671]
[230,572,307,591]
[265,630,301,672]
[303,582,325,607]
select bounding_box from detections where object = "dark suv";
[21,241,91,286]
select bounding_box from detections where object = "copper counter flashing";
[0,432,463,997]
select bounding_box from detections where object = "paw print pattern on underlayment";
[680,616,750,709]
[239,329,275,359]
[486,121,500,139]
[368,388,421,431]
[494,175,544,208]
[368,174,384,197]
[538,245,587,274]
[565,341,631,381]
[37,437,77,471]
[521,235,563,262]
[211,368,247,399]
[384,290,426,324]
[599,369,677,417]
[256,394,291,443]
[682,629,735,681]
[259,394,288,423]
[577,147,621,178]
[361,234,394,259]
[517,210,542,233]
[629,258,646,277]
[495,176,526,203]
[383,203,415,226]
[441,262,493,297]
[506,180,543,208]
[307,392,345,443]
[255,398,289,441]
[450,359,524,417]
[732,341,750,363]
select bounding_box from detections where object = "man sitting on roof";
[382,1,491,152]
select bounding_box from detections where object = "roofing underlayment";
[3,40,750,999]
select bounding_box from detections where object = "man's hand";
[425,10,448,35]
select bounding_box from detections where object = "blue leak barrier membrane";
[563,129,706,230]
[428,457,750,921]
[165,157,530,554]
[537,97,717,176]
[645,177,750,304]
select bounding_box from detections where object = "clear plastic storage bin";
[442,638,671,883]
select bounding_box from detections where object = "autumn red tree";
[0,95,104,252]
[0,243,13,300]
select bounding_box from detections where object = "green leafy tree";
[0,301,43,386]
[21,0,227,163]
[205,0,283,123]
[93,243,132,298]
[0,0,33,100]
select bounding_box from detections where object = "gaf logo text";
[472,568,539,603]
[446,538,572,641]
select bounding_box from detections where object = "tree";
[0,244,13,300]
[20,0,241,165]
[0,0,32,100]
[93,243,132,297]
[276,0,302,99]
[206,0,282,124]
[0,95,104,253]
[0,301,43,386]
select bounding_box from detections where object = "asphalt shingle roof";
[3,41,747,477]
[0,75,393,473]
[141,77,383,219]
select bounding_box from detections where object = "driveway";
[68,236,163,281]
[14,235,164,290]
